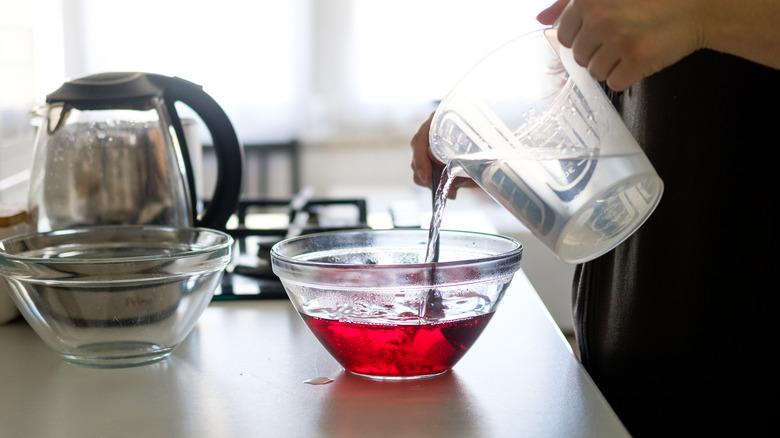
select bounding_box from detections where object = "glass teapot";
[28,72,243,232]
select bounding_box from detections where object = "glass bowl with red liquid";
[270,229,522,380]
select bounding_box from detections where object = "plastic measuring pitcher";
[429,28,663,264]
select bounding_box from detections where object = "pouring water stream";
[421,162,452,318]
[425,162,445,264]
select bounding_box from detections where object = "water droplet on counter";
[304,376,334,385]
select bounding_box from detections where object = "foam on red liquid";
[300,312,494,378]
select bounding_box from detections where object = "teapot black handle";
[147,74,243,231]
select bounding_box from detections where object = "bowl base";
[348,369,450,381]
[58,341,174,368]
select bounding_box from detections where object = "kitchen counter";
[0,270,628,438]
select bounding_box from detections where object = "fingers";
[577,34,667,91]
[448,177,479,200]
[411,112,481,200]
[410,112,474,200]
[543,0,702,92]
[604,59,658,92]
[555,3,626,88]
[583,43,621,83]
[410,113,435,187]
[554,0,582,49]
[536,0,570,25]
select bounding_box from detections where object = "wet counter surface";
[0,269,628,438]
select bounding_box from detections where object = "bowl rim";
[0,225,234,264]
[270,228,523,271]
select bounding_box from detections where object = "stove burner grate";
[214,193,368,300]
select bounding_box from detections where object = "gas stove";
[214,189,369,300]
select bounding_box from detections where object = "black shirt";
[574,49,779,436]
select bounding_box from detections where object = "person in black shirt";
[411,1,779,435]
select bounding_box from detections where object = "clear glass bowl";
[0,225,233,368]
[271,229,522,379]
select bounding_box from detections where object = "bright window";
[65,0,547,143]
[0,0,64,201]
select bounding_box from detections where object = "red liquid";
[300,313,494,378]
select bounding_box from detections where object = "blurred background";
[0,0,575,332]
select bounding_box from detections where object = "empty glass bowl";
[0,225,233,368]
[271,229,522,379]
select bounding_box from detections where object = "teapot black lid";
[46,72,163,103]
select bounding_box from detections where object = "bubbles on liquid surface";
[301,290,493,325]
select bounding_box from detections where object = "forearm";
[702,0,780,70]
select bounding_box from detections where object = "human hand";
[536,0,706,91]
[410,113,478,199]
